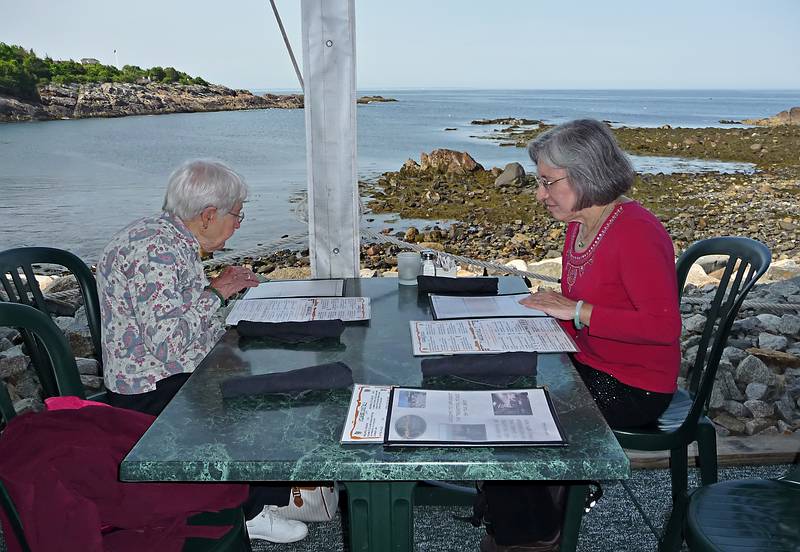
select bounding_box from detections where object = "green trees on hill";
[0,42,209,101]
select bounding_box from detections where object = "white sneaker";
[246,505,309,543]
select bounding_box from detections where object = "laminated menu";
[429,293,546,319]
[409,317,578,356]
[241,279,344,300]
[225,297,370,325]
[340,384,566,447]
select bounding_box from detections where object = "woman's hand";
[519,290,578,321]
[209,265,259,299]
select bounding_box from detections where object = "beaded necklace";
[577,202,616,249]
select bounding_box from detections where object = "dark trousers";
[107,372,290,518]
[482,358,673,545]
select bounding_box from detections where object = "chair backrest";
[675,236,771,431]
[0,247,101,396]
[0,302,86,399]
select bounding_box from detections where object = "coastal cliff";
[0,82,304,122]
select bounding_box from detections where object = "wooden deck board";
[627,433,800,469]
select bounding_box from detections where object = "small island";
[357,95,397,104]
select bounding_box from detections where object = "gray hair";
[527,119,634,211]
[162,159,248,220]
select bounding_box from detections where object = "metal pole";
[268,0,304,90]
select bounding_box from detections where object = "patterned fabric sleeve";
[126,232,223,365]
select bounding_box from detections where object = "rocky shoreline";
[359,122,800,265]
[0,83,400,122]
[0,82,304,122]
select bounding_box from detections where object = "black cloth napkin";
[220,361,353,399]
[236,319,345,343]
[421,352,537,378]
[417,275,498,295]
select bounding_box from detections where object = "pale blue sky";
[2,0,799,90]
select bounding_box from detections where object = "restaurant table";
[121,277,630,552]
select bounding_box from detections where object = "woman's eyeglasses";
[229,211,245,223]
[535,175,568,189]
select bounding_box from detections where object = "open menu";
[410,317,578,356]
[340,384,566,447]
[429,293,546,319]
[241,279,344,300]
[225,297,370,325]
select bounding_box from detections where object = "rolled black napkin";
[417,275,498,295]
[220,361,353,399]
[236,319,346,343]
[421,352,537,378]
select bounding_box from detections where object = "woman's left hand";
[519,290,577,321]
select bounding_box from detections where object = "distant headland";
[0,43,395,122]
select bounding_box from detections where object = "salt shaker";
[421,250,437,276]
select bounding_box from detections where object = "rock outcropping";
[0,83,303,122]
[743,107,800,126]
[416,149,484,174]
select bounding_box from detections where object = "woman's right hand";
[519,290,578,321]
[209,265,259,299]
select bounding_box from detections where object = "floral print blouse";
[97,212,224,394]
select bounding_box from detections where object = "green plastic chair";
[613,236,771,551]
[0,303,252,552]
[0,247,102,399]
[0,301,85,398]
[684,462,800,551]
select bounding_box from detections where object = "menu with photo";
[341,384,566,447]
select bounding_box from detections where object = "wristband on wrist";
[574,300,585,330]
[206,285,227,307]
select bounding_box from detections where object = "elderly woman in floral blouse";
[97,159,308,544]
[98,159,258,412]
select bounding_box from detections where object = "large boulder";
[763,259,800,282]
[683,264,718,288]
[494,162,526,187]
[419,149,484,174]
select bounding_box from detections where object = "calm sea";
[1,89,798,260]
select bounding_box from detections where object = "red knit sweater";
[559,201,681,393]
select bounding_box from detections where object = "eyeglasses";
[535,175,568,189]
[228,211,245,223]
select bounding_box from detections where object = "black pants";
[482,359,673,545]
[107,372,290,518]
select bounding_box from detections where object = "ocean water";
[1,89,797,260]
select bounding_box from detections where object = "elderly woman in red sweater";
[479,119,681,552]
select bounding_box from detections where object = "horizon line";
[244,86,800,93]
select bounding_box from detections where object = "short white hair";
[162,159,248,220]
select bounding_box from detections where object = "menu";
[241,279,344,300]
[409,317,578,355]
[341,384,566,447]
[226,297,370,325]
[429,293,546,319]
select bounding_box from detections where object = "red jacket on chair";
[0,405,248,552]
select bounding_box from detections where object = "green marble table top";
[120,277,630,483]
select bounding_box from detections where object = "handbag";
[275,484,340,522]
